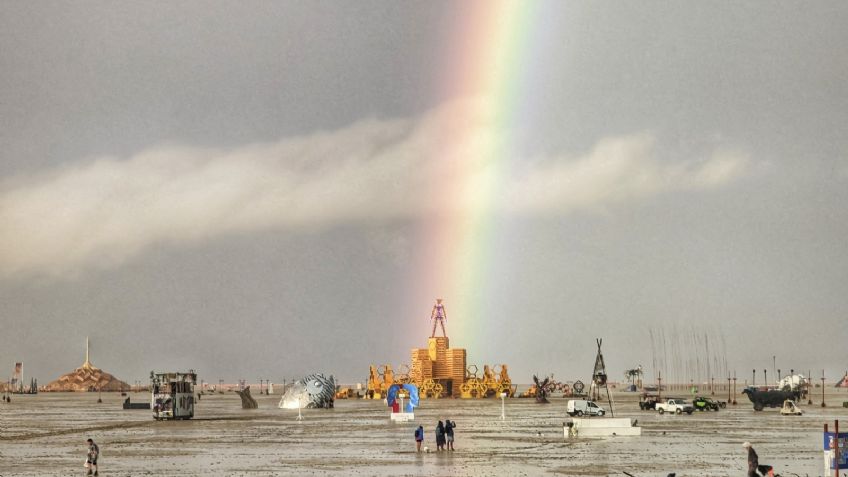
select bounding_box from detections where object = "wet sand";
[1,389,847,476]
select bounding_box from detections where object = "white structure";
[777,374,809,390]
[390,410,414,422]
[564,417,641,438]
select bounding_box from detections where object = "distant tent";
[835,373,848,388]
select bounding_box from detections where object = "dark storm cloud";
[1,1,846,384]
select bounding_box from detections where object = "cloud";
[505,136,749,214]
[0,98,749,278]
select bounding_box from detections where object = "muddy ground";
[1,389,846,476]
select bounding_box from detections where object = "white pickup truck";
[655,398,694,415]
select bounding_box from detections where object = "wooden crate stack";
[429,337,450,377]
[444,348,467,396]
[410,348,431,384]
[408,337,468,397]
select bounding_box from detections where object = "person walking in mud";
[435,421,446,451]
[743,441,774,477]
[85,438,99,476]
[414,425,424,452]
[445,419,456,451]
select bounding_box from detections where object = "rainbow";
[407,1,545,353]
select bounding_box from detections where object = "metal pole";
[821,370,826,407]
[752,369,756,387]
[835,420,839,477]
[658,371,662,402]
[808,369,813,404]
[500,393,505,421]
[732,371,737,405]
[727,376,731,403]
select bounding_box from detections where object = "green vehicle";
[692,396,725,411]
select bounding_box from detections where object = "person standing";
[743,441,774,476]
[435,421,445,451]
[445,419,456,451]
[414,425,424,452]
[85,438,99,476]
[743,442,758,477]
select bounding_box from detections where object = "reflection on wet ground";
[1,390,846,476]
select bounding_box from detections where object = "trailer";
[122,396,151,410]
[151,370,197,420]
[742,387,801,411]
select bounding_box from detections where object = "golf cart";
[779,399,803,416]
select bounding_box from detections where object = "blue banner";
[823,432,848,470]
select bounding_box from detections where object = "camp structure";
[151,370,197,420]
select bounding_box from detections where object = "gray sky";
[1,1,846,386]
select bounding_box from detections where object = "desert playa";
[2,390,846,476]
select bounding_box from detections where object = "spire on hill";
[82,336,93,370]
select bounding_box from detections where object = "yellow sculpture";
[369,299,515,399]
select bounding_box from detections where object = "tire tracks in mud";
[0,415,261,441]
[1,420,156,441]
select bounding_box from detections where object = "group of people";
[414,420,456,452]
[81,428,772,474]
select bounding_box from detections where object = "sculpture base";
[390,412,414,422]
[564,418,641,438]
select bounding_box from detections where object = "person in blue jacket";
[414,425,424,452]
